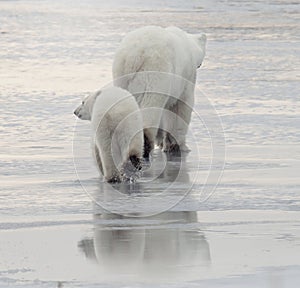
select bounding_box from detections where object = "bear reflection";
[78,211,210,282]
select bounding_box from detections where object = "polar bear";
[74,87,144,183]
[113,26,206,158]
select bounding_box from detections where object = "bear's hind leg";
[143,129,155,159]
[159,102,180,154]
[174,87,195,152]
[162,98,193,153]
[97,138,122,183]
[93,145,104,175]
[129,154,142,170]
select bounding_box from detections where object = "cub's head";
[74,90,101,120]
[192,33,207,69]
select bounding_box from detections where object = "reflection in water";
[78,211,210,282]
[79,150,210,282]
[87,149,204,216]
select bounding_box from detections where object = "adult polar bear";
[113,26,206,158]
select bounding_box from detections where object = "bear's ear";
[95,90,102,98]
[194,33,207,48]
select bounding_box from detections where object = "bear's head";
[74,90,101,120]
[191,33,207,69]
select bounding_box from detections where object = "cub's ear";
[91,90,101,104]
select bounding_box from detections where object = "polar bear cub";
[74,87,144,183]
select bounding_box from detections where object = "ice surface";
[0,0,299,287]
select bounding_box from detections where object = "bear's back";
[91,87,139,129]
[113,26,198,78]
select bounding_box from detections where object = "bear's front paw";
[179,143,191,153]
[163,143,190,155]
[165,143,181,155]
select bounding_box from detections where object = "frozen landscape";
[0,0,299,287]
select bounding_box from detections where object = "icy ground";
[0,0,299,287]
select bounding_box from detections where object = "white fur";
[113,26,206,154]
[74,87,144,182]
